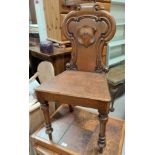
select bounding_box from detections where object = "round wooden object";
[37,61,55,84]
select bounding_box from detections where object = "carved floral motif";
[77,26,96,48]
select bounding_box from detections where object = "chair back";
[62,4,116,73]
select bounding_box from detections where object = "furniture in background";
[29,24,40,46]
[29,61,56,155]
[43,0,111,44]
[35,4,116,153]
[29,44,109,78]
[107,62,125,112]
[29,102,55,155]
[29,0,37,24]
[30,0,111,63]
[106,0,125,111]
[106,0,125,67]
[29,61,55,83]
[29,45,72,77]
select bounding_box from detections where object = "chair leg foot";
[98,111,108,153]
[48,133,52,141]
[98,146,103,154]
[68,104,74,112]
[98,136,106,153]
[109,105,115,112]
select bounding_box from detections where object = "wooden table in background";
[29,45,72,76]
[31,105,125,155]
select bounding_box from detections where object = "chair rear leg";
[68,104,74,112]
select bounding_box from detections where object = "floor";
[78,94,125,155]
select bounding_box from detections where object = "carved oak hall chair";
[36,4,116,153]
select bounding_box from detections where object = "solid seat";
[36,70,111,109]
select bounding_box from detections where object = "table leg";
[40,101,53,141]
[98,110,108,153]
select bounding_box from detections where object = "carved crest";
[77,26,96,48]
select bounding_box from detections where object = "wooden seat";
[36,4,116,153]
[36,70,111,108]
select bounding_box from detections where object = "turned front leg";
[40,101,53,141]
[98,111,108,153]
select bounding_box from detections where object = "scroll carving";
[66,62,77,71]
[62,5,116,73]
